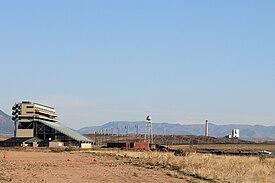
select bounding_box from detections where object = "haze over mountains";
[1,109,275,140]
[0,110,14,134]
[79,121,275,140]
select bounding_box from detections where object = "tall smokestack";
[205,120,209,136]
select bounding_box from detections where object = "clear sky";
[0,1,275,128]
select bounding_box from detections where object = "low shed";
[107,142,130,149]
[22,137,43,147]
[107,141,149,150]
[130,141,150,150]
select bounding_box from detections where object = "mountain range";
[1,109,275,140]
[78,121,275,140]
[0,110,14,134]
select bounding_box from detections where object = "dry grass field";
[0,147,274,183]
[92,149,275,183]
[170,144,275,152]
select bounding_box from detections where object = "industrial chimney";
[205,120,209,136]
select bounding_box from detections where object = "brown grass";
[171,144,275,152]
[90,149,275,183]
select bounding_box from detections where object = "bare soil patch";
[0,149,205,183]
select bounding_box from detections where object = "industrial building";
[1,101,92,148]
[225,129,240,139]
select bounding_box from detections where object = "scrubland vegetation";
[171,144,275,152]
[92,149,275,183]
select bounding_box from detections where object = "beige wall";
[21,103,35,116]
[20,102,58,122]
[49,141,64,148]
[16,129,34,137]
[81,143,92,149]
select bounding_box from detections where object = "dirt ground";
[0,150,206,183]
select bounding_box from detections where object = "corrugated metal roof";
[39,120,92,142]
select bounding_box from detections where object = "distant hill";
[78,121,275,140]
[0,110,14,134]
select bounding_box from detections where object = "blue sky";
[0,1,275,128]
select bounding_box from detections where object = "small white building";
[232,129,240,138]
[225,129,240,139]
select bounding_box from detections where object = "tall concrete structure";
[13,101,58,138]
[11,101,92,147]
[205,120,209,137]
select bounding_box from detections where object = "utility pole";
[117,127,120,143]
[135,125,139,135]
[94,131,97,146]
[125,125,128,148]
[111,128,113,142]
